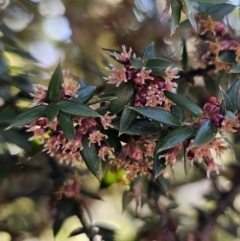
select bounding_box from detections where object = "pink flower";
[101,111,116,129]
[164,66,179,81]
[104,67,127,87]
[98,146,114,161]
[31,85,47,104]
[134,67,154,85]
[105,45,132,63]
[62,79,80,98]
[88,131,107,146]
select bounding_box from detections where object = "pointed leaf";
[219,86,234,112]
[130,58,143,69]
[193,119,218,147]
[45,103,59,122]
[164,91,203,116]
[171,105,185,121]
[47,63,63,102]
[28,138,43,158]
[129,106,182,126]
[170,0,181,35]
[122,119,161,135]
[230,64,240,73]
[206,3,235,20]
[226,80,240,112]
[10,105,46,127]
[58,100,100,117]
[81,136,103,181]
[218,51,236,64]
[183,145,190,175]
[182,0,197,31]
[109,82,135,114]
[157,126,196,152]
[119,107,137,133]
[73,85,96,103]
[58,112,75,141]
[143,42,155,61]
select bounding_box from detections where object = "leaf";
[129,106,182,126]
[95,223,115,241]
[164,91,203,116]
[58,112,75,141]
[193,119,218,147]
[122,191,133,210]
[182,0,197,31]
[183,145,190,175]
[226,80,240,111]
[130,58,143,69]
[122,119,161,135]
[170,0,181,35]
[171,105,185,121]
[10,105,46,128]
[109,82,135,114]
[45,103,59,122]
[80,185,102,200]
[219,86,234,112]
[182,39,188,71]
[81,136,104,181]
[47,63,63,103]
[73,85,96,103]
[157,126,196,152]
[206,3,236,20]
[58,100,100,117]
[69,227,85,237]
[230,64,240,73]
[218,51,236,64]
[189,0,227,3]
[119,106,137,134]
[143,42,155,61]
[28,138,43,158]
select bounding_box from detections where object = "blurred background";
[0,0,240,241]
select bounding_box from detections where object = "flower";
[62,79,80,97]
[88,131,107,146]
[105,45,132,63]
[98,146,114,161]
[201,16,218,35]
[104,67,127,87]
[101,111,116,129]
[31,85,47,105]
[134,67,154,85]
[164,66,179,81]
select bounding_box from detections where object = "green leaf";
[170,0,181,35]
[58,100,100,117]
[129,106,182,126]
[219,86,234,112]
[58,112,75,141]
[119,106,137,134]
[157,126,196,152]
[73,85,96,103]
[182,39,188,71]
[193,119,218,147]
[143,42,155,61]
[182,0,197,31]
[45,103,59,122]
[183,145,190,175]
[230,64,240,73]
[109,82,135,114]
[28,138,43,158]
[121,119,161,135]
[47,63,63,102]
[164,91,203,116]
[218,51,236,64]
[206,3,235,20]
[130,58,143,69]
[171,105,185,121]
[189,0,227,3]
[226,80,240,112]
[10,105,46,127]
[81,136,105,181]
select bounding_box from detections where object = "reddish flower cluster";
[104,45,179,110]
[28,78,116,164]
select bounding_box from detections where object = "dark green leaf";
[45,103,59,122]
[119,107,137,134]
[69,227,85,237]
[12,75,34,94]
[109,82,135,114]
[157,126,196,152]
[182,0,197,31]
[122,119,161,135]
[81,136,104,181]
[193,119,218,147]
[171,105,185,121]
[130,58,143,69]
[10,105,46,127]
[189,0,227,3]
[230,64,240,73]
[164,91,203,116]
[219,86,234,112]
[183,145,190,175]
[206,3,235,20]
[58,100,100,117]
[47,63,63,102]
[170,0,181,35]
[73,85,96,103]
[143,42,154,61]
[58,112,75,141]
[103,129,122,153]
[28,138,43,158]
[80,186,102,200]
[218,51,236,64]
[182,39,188,71]
[129,106,182,126]
[226,80,240,111]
